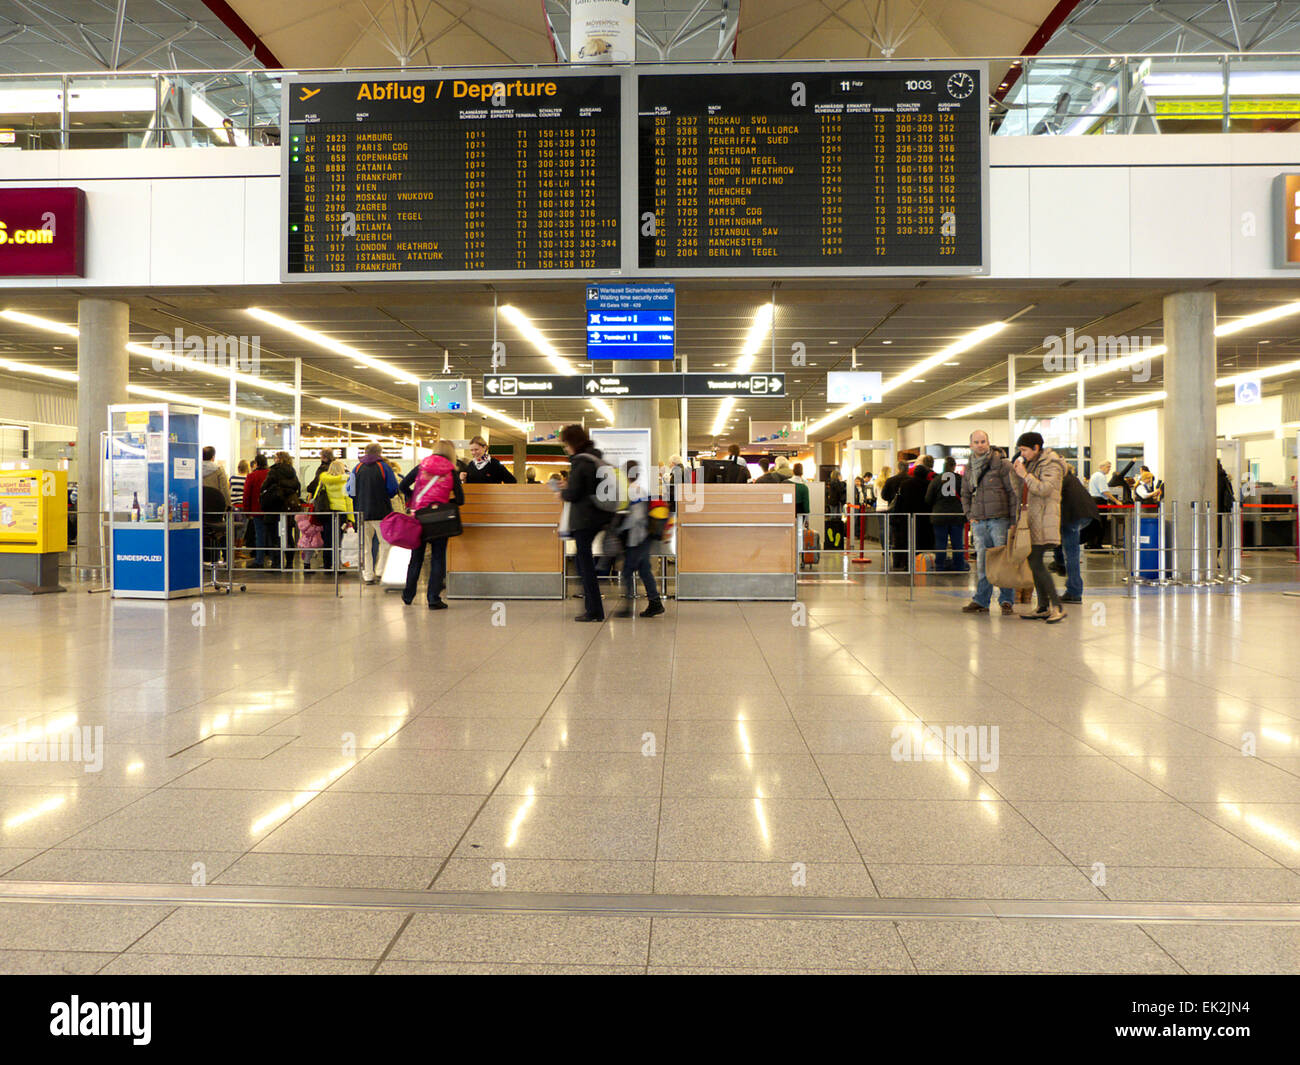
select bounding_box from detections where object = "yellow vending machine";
[0,468,68,594]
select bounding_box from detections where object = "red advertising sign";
[0,187,86,276]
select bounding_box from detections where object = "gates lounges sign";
[0,187,86,277]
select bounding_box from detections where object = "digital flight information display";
[283,72,622,279]
[637,68,986,273]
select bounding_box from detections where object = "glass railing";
[988,52,1300,134]
[0,70,286,149]
[0,54,1296,149]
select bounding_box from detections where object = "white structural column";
[658,403,681,462]
[614,359,659,463]
[870,418,898,477]
[76,299,129,574]
[441,418,467,460]
[1007,353,1017,452]
[1162,291,1218,576]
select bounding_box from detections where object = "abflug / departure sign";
[638,67,986,273]
[284,73,621,279]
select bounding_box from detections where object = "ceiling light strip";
[808,319,1009,435]
[499,305,579,376]
[946,300,1300,420]
[245,307,419,385]
[713,304,774,438]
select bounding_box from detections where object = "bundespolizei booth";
[107,403,202,600]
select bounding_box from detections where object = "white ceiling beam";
[120,23,196,69]
[1224,0,1244,49]
[9,0,107,66]
[1146,3,1236,51]
[667,0,711,51]
[109,0,127,69]
[74,24,107,67]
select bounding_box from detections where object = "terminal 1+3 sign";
[482,372,785,399]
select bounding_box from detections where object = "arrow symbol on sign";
[486,379,499,393]
[586,380,600,393]
[770,378,780,389]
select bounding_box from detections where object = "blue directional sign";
[585,282,675,362]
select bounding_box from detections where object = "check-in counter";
[675,483,796,600]
[447,485,564,599]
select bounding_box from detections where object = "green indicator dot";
[291,225,299,231]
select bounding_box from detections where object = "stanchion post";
[334,511,341,598]
[1155,501,1169,585]
[907,512,915,601]
[1168,501,1181,584]
[882,507,891,575]
[842,505,850,579]
[1129,506,1139,598]
[1204,500,1217,583]
[1190,501,1200,586]
[1232,500,1243,582]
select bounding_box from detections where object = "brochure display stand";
[107,403,202,600]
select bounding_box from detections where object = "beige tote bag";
[984,483,1033,589]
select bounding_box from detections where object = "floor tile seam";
[763,608,886,899]
[0,766,220,880]
[167,734,395,859]
[801,614,1099,876]
[1027,708,1300,866]
[1132,921,1193,974]
[91,902,183,975]
[420,620,611,893]
[369,911,417,975]
[647,599,683,908]
[1115,622,1299,684]
[6,882,1300,923]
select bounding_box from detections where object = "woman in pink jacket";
[397,441,464,609]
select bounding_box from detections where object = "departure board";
[283,72,622,279]
[638,68,986,273]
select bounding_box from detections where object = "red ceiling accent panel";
[994,0,1086,103]
[201,0,285,69]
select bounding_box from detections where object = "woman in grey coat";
[1009,431,1068,623]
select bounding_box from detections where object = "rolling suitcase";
[380,545,412,589]
[801,523,819,565]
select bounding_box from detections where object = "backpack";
[647,498,670,539]
[1061,467,1099,524]
[576,453,629,513]
[411,469,453,508]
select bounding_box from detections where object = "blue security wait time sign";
[586,283,675,361]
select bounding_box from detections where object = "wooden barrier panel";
[447,485,564,597]
[675,483,796,598]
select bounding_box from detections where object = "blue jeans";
[622,539,660,603]
[971,518,1014,608]
[932,521,968,571]
[403,535,448,605]
[573,527,604,619]
[247,513,265,565]
[1054,517,1088,599]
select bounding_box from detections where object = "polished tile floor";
[1,578,1299,974]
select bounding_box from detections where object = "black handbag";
[1061,468,1099,524]
[416,500,462,539]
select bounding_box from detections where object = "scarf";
[968,449,991,485]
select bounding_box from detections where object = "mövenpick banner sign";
[571,0,635,63]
